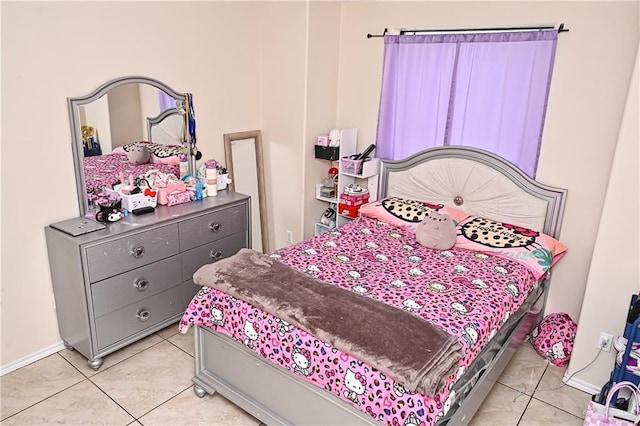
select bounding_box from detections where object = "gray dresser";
[45,192,250,370]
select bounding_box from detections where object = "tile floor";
[1,324,592,425]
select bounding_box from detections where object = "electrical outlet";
[286,230,293,244]
[598,332,613,352]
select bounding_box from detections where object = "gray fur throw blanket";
[193,248,463,396]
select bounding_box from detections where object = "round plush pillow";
[530,312,577,366]
[415,211,457,250]
[127,143,150,164]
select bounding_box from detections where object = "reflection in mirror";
[224,130,269,253]
[78,83,183,155]
[68,76,193,216]
[147,108,184,146]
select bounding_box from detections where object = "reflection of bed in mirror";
[68,76,196,217]
[83,107,187,204]
[147,107,184,146]
[83,154,179,197]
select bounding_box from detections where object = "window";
[376,30,558,178]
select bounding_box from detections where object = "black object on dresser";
[45,192,251,370]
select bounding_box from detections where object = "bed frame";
[146,107,184,146]
[190,146,567,425]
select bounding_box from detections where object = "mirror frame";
[224,130,269,253]
[68,75,189,217]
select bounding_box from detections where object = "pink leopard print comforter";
[83,153,179,195]
[180,216,538,425]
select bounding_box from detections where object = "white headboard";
[378,146,567,238]
[146,108,184,146]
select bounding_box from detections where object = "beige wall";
[568,45,639,390]
[2,1,639,392]
[337,1,639,320]
[1,1,267,368]
[259,2,308,247]
[334,1,638,387]
[303,2,343,237]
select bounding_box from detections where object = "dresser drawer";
[181,232,248,282]
[86,225,180,283]
[95,285,183,350]
[91,256,182,318]
[179,203,247,252]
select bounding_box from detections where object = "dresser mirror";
[68,76,194,217]
[224,130,269,253]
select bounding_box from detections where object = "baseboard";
[1,341,66,377]
[563,372,601,395]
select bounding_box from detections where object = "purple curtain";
[158,91,175,112]
[377,36,457,161]
[376,31,557,178]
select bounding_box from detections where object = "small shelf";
[340,158,380,179]
[312,128,379,234]
[315,222,335,236]
[315,184,338,204]
[314,146,340,161]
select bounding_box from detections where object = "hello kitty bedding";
[83,153,179,195]
[179,215,545,425]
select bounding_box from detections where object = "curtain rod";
[367,23,569,38]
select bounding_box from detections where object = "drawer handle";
[136,309,151,322]
[131,246,145,258]
[133,278,149,292]
[210,250,223,261]
[209,222,222,232]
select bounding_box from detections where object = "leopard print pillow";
[120,142,184,164]
[455,215,567,280]
[359,197,469,232]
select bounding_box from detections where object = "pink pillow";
[455,215,567,280]
[150,152,180,165]
[531,313,577,366]
[359,197,469,231]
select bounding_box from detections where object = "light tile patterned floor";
[1,325,591,425]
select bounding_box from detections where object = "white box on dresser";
[45,192,251,370]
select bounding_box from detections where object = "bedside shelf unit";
[339,158,380,198]
[45,192,250,370]
[313,129,380,234]
[336,158,380,226]
[315,183,337,204]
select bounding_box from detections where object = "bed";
[83,108,185,198]
[179,146,567,425]
[146,107,185,146]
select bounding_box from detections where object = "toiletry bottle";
[206,160,218,197]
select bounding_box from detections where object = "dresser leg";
[63,341,74,351]
[193,385,207,398]
[87,357,104,370]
